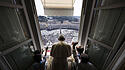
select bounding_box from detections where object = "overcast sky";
[73,0,83,16]
[34,0,83,16]
[34,0,44,16]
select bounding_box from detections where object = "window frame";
[0,0,41,70]
[79,0,125,69]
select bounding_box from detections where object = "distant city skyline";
[38,16,80,22]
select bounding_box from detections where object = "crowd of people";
[32,35,97,70]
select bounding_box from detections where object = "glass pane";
[0,7,26,51]
[0,0,21,5]
[17,9,31,38]
[0,0,12,3]
[13,0,22,5]
[87,41,110,70]
[89,8,125,46]
[4,45,33,70]
[102,0,125,6]
[95,0,103,7]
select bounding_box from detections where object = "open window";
[79,0,125,70]
[34,0,83,55]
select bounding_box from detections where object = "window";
[89,8,124,46]
[0,7,27,51]
[85,0,125,69]
[87,40,110,69]
[4,45,33,70]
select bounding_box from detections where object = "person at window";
[77,54,97,70]
[72,42,79,64]
[76,46,84,55]
[31,50,46,70]
[72,42,84,64]
[50,35,71,70]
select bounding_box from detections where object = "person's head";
[80,54,89,63]
[58,35,65,41]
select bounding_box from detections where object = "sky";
[73,0,83,16]
[34,0,44,16]
[34,0,83,16]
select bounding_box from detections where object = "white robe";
[50,41,71,70]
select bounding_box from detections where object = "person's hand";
[41,49,44,54]
[72,42,78,49]
[72,42,78,45]
[74,42,78,44]
[45,47,48,51]
[73,42,78,47]
[72,42,75,45]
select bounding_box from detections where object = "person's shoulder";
[61,42,69,46]
[65,44,71,48]
[53,41,60,45]
[52,43,57,47]
[66,44,70,46]
[64,42,70,46]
